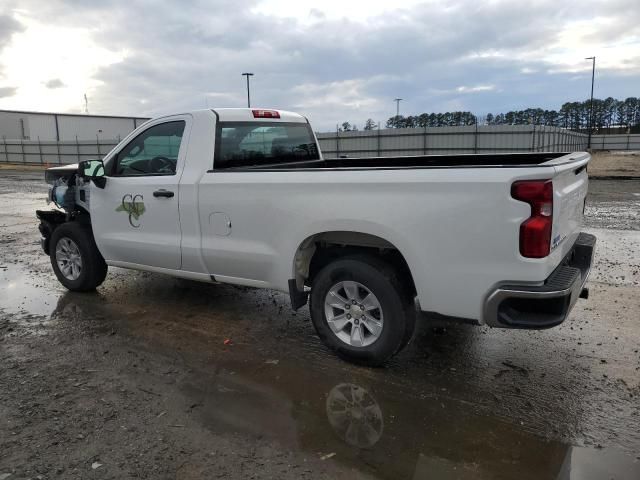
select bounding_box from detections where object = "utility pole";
[83,93,89,114]
[394,98,403,117]
[585,56,596,149]
[242,73,254,108]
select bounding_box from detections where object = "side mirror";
[79,159,107,189]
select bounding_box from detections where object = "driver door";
[91,116,190,270]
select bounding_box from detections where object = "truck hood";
[45,164,78,185]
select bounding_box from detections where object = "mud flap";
[288,279,309,310]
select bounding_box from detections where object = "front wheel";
[309,255,416,366]
[50,222,108,291]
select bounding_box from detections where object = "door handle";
[153,189,174,198]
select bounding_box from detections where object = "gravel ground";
[0,170,639,479]
[587,151,640,178]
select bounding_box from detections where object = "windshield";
[215,122,319,169]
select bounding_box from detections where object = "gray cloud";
[0,13,24,78]
[0,86,17,98]
[45,78,65,89]
[0,14,24,49]
[3,0,640,128]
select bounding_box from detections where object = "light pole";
[394,98,403,117]
[585,56,596,149]
[242,72,254,108]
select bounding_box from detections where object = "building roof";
[0,109,150,121]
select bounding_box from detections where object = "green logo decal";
[116,194,145,228]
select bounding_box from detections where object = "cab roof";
[211,108,308,123]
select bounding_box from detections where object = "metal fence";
[0,137,119,165]
[316,125,589,158]
[591,134,640,151]
[1,128,638,166]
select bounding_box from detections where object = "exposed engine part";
[46,169,91,213]
[49,177,74,210]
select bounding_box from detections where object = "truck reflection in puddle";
[326,383,384,449]
[180,366,639,480]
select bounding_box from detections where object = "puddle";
[556,446,640,480]
[178,363,640,480]
[0,263,63,318]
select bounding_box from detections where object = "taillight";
[252,109,280,118]
[511,180,553,258]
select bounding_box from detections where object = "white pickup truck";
[37,108,595,365]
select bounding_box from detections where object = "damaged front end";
[37,163,92,255]
[36,210,66,255]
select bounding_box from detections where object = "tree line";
[339,97,640,133]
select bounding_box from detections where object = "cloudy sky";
[0,0,638,129]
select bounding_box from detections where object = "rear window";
[214,122,319,169]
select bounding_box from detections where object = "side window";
[111,121,185,176]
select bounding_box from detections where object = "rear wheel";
[50,222,108,291]
[310,255,416,366]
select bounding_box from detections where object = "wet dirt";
[1,170,639,479]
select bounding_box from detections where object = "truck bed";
[48,153,576,179]
[223,152,572,171]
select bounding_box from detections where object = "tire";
[309,255,416,366]
[50,222,108,292]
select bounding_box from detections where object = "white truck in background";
[37,108,595,365]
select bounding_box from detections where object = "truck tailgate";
[550,153,590,257]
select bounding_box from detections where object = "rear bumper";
[484,232,596,329]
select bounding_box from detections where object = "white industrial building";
[0,109,150,141]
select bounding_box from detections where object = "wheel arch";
[37,210,92,255]
[291,230,417,300]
